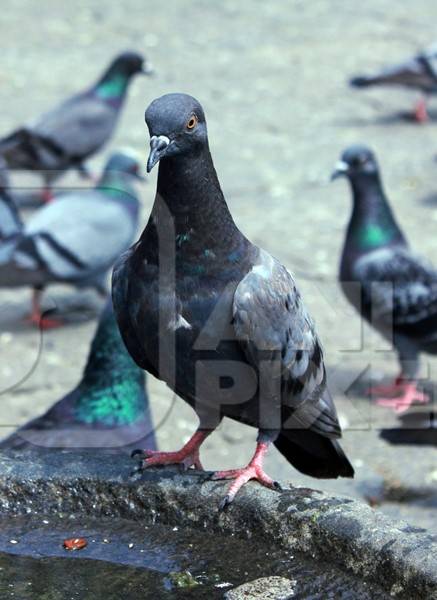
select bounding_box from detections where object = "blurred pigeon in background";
[350,43,437,122]
[0,51,152,201]
[0,298,156,452]
[0,150,141,328]
[113,93,353,508]
[332,145,437,412]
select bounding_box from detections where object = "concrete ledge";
[0,450,435,599]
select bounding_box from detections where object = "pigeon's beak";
[330,160,350,181]
[147,135,170,173]
[141,62,155,76]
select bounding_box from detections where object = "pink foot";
[210,442,281,509]
[132,447,204,470]
[366,381,404,398]
[375,382,430,414]
[414,98,428,123]
[131,430,209,472]
[26,313,64,330]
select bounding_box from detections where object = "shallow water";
[0,514,390,599]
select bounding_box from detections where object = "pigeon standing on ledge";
[0,150,141,328]
[0,298,156,452]
[332,145,437,413]
[112,93,353,508]
[0,51,152,201]
[350,43,437,122]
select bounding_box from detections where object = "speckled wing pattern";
[232,249,341,438]
[353,246,437,333]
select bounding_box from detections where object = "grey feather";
[0,151,140,292]
[233,249,340,437]
[354,246,437,328]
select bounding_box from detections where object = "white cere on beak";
[150,135,170,147]
[334,160,349,172]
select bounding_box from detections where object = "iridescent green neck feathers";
[95,74,129,101]
[74,303,146,427]
[348,176,403,252]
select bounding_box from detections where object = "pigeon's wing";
[17,193,136,281]
[232,249,341,439]
[354,246,437,344]
[32,95,116,160]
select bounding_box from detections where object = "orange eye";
[186,115,198,130]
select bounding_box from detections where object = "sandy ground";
[0,0,436,529]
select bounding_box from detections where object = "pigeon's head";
[331,145,379,181]
[110,51,153,77]
[144,93,207,172]
[103,150,142,178]
[98,151,142,208]
[99,150,144,194]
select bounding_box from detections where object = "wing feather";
[233,249,341,438]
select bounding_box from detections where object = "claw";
[212,441,280,508]
[131,449,144,459]
[129,464,144,477]
[128,430,209,474]
[219,495,232,511]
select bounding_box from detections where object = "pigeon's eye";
[186,115,198,130]
[352,156,367,168]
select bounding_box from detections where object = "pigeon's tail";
[0,129,39,162]
[349,61,429,89]
[0,128,66,170]
[274,429,354,479]
[350,75,376,88]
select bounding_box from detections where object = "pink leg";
[211,442,281,509]
[41,187,54,204]
[366,374,405,398]
[376,381,429,414]
[131,429,210,471]
[414,98,428,123]
[26,290,64,330]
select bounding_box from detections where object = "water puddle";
[0,514,390,599]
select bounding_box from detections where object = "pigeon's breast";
[134,264,259,419]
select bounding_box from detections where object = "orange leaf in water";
[63,537,87,551]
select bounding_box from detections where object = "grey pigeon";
[112,93,353,508]
[0,150,141,328]
[0,298,156,452]
[350,43,437,122]
[332,145,437,412]
[0,51,152,201]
